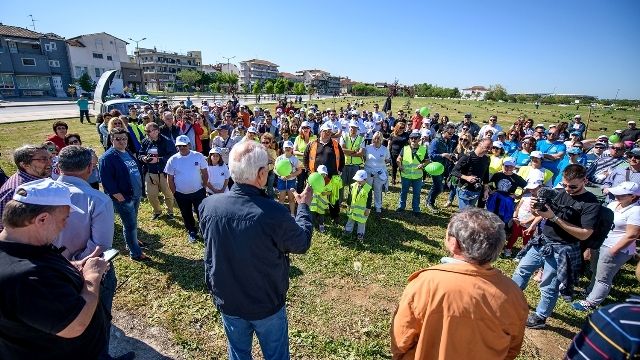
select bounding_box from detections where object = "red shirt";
[411,115,423,130]
[46,134,66,152]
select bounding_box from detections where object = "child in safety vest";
[345,169,373,241]
[276,141,302,216]
[310,165,331,233]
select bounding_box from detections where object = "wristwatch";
[550,216,559,223]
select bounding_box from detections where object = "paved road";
[0,104,84,123]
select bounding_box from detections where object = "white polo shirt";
[164,150,207,194]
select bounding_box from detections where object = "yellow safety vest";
[348,182,372,223]
[294,135,317,162]
[401,145,427,180]
[343,135,364,166]
[309,175,343,213]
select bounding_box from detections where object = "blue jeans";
[512,244,560,319]
[398,177,422,212]
[220,306,289,360]
[457,188,480,210]
[426,174,443,206]
[112,197,142,258]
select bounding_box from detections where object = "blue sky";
[2,0,638,99]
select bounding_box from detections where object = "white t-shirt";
[364,144,390,171]
[164,151,207,194]
[275,154,299,180]
[206,164,230,194]
[602,201,640,254]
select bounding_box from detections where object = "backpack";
[583,205,615,250]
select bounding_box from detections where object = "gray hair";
[58,145,92,173]
[13,144,47,169]
[228,141,268,184]
[163,111,173,120]
[447,208,505,265]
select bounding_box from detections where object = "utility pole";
[615,88,620,101]
[129,37,147,92]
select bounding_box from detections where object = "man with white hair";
[201,141,313,360]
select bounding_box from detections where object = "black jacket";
[138,135,177,174]
[201,184,313,320]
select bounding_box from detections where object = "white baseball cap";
[301,121,311,128]
[608,181,640,196]
[209,147,222,154]
[348,120,359,128]
[13,178,84,214]
[175,135,191,146]
[283,140,294,149]
[317,165,328,175]
[503,157,516,167]
[524,180,543,190]
[353,170,368,182]
[247,126,258,133]
[492,141,503,149]
[530,151,543,159]
[319,123,333,132]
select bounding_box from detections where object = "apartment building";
[135,47,202,91]
[0,23,72,97]
[239,59,279,86]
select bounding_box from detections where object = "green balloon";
[425,162,445,176]
[307,172,325,193]
[274,158,292,177]
[609,135,621,143]
[419,106,430,117]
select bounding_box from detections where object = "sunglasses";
[611,147,625,151]
[113,137,128,141]
[261,141,271,145]
[68,139,80,144]
[559,183,580,190]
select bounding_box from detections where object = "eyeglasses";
[113,137,128,141]
[261,141,271,145]
[559,183,580,190]
[68,139,80,144]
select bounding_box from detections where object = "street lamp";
[129,37,146,92]
[222,55,236,73]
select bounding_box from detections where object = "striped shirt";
[0,171,42,231]
[566,297,640,359]
[586,156,627,185]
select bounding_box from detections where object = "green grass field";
[0,97,639,359]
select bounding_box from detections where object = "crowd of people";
[0,96,638,359]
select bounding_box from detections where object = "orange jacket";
[391,262,528,360]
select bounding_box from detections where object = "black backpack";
[583,205,615,249]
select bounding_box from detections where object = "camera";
[472,181,484,192]
[532,187,559,212]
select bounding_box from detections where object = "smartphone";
[102,249,119,262]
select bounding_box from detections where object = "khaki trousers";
[145,172,174,215]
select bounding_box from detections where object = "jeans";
[113,197,142,258]
[174,188,207,234]
[426,174,443,206]
[398,177,422,212]
[365,171,385,210]
[79,109,90,123]
[447,186,457,203]
[266,170,276,198]
[512,244,561,319]
[220,306,289,360]
[585,247,633,306]
[457,188,480,210]
[345,218,367,235]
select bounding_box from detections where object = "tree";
[241,83,249,94]
[484,84,508,101]
[292,82,306,95]
[274,78,287,95]
[77,72,96,92]
[252,81,262,95]
[264,80,274,94]
[218,72,239,93]
[209,83,220,93]
[176,69,202,88]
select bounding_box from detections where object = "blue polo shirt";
[537,140,566,175]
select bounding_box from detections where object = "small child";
[276,141,301,216]
[345,170,373,241]
[310,165,331,233]
[206,147,230,195]
[504,181,543,257]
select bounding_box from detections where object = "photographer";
[512,164,600,329]
[138,123,177,220]
[450,138,492,210]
